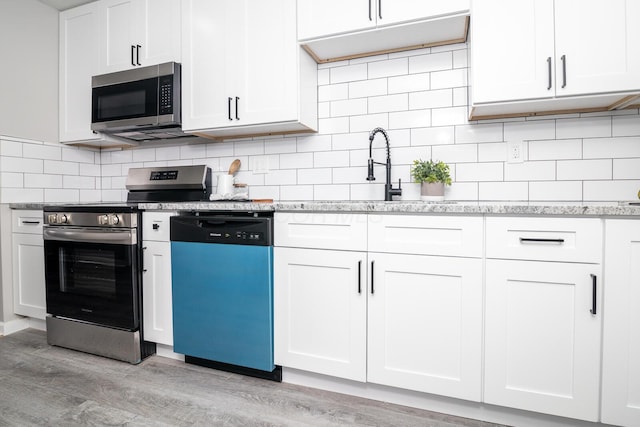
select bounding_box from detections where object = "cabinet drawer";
[486,217,602,263]
[142,212,176,242]
[12,210,44,234]
[368,215,483,257]
[275,213,367,251]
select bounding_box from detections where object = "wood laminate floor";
[0,329,505,427]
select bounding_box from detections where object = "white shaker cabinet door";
[377,0,469,28]
[484,259,601,422]
[12,233,46,320]
[142,241,174,346]
[367,253,483,401]
[601,220,640,427]
[554,0,640,97]
[297,0,374,40]
[274,247,367,382]
[471,0,555,104]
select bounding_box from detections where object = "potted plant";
[411,159,452,201]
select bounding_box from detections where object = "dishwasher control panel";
[170,213,273,246]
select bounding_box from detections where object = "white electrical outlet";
[507,140,525,164]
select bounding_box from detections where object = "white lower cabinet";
[142,212,175,346]
[274,213,483,402]
[274,247,367,381]
[601,219,640,427]
[484,217,602,422]
[12,210,46,320]
[367,252,482,400]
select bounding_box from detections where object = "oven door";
[44,227,140,331]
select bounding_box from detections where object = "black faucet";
[366,127,402,201]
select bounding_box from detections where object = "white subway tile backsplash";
[64,175,96,189]
[478,142,507,162]
[23,143,61,161]
[432,143,477,163]
[297,168,332,185]
[431,107,468,127]
[80,189,102,203]
[314,150,350,168]
[1,157,42,173]
[61,147,95,163]
[409,89,452,110]
[446,182,478,201]
[504,120,555,142]
[206,141,234,158]
[453,49,468,69]
[431,69,467,89]
[332,166,367,184]
[368,57,408,79]
[155,146,181,161]
[613,158,640,179]
[264,168,297,185]
[180,144,207,159]
[584,180,640,201]
[529,139,582,161]
[349,113,389,133]
[452,87,468,107]
[529,181,583,201]
[25,174,62,188]
[389,110,430,130]
[583,136,640,159]
[318,102,331,119]
[411,126,454,146]
[368,94,408,114]
[613,114,640,136]
[349,183,382,201]
[280,185,313,201]
[109,149,133,164]
[314,184,350,200]
[331,63,367,84]
[479,181,528,201]
[330,98,368,117]
[101,164,122,177]
[408,51,452,74]
[318,68,330,85]
[318,83,349,102]
[455,123,503,144]
[349,79,387,99]
[505,161,556,181]
[1,172,23,187]
[332,132,369,150]
[318,117,350,134]
[0,140,23,156]
[44,160,79,176]
[131,148,156,162]
[264,138,297,155]
[45,189,80,203]
[1,188,43,203]
[234,140,264,156]
[388,73,430,94]
[456,162,503,182]
[280,152,314,169]
[556,116,612,139]
[296,134,332,153]
[557,159,612,180]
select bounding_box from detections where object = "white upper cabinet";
[100,0,181,73]
[181,0,317,139]
[298,0,469,62]
[470,0,640,119]
[59,2,101,143]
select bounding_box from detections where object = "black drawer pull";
[519,237,565,244]
[21,220,41,225]
[357,260,362,294]
[590,274,597,315]
[370,260,375,295]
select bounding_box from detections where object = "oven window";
[59,247,118,299]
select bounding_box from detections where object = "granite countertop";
[9,200,640,216]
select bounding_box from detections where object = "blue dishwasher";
[170,212,280,381]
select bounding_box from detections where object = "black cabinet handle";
[378,0,382,19]
[228,97,233,121]
[561,54,567,88]
[368,0,372,21]
[136,45,142,66]
[235,96,240,120]
[547,57,552,90]
[590,274,597,315]
[519,237,565,244]
[21,220,41,225]
[357,260,362,294]
[370,260,375,294]
[131,45,136,66]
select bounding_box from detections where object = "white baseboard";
[155,343,184,361]
[0,317,46,336]
[282,368,601,427]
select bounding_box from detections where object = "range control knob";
[98,214,109,225]
[108,214,120,225]
[48,214,57,224]
[58,214,69,224]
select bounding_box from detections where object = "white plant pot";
[420,182,445,202]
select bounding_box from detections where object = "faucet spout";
[367,127,402,201]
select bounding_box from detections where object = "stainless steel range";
[43,165,212,364]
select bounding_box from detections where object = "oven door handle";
[43,227,137,245]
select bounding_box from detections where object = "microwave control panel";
[159,75,173,115]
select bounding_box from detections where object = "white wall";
[1,43,640,204]
[0,0,58,143]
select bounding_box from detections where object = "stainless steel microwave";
[91,62,187,141]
